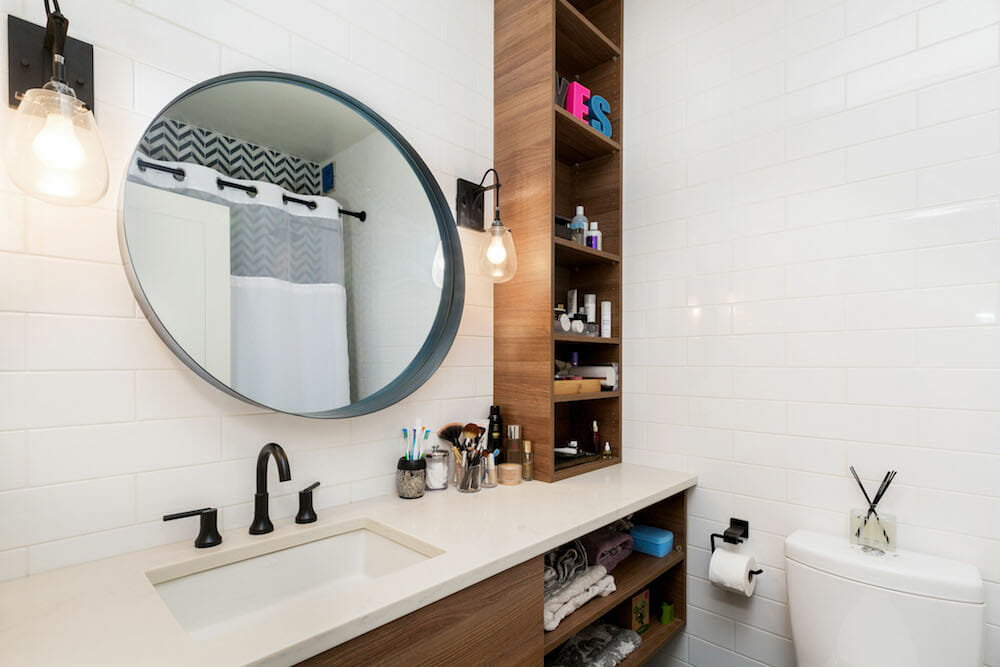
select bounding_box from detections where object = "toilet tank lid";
[785,530,984,604]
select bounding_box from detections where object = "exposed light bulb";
[32,113,85,169]
[486,233,507,264]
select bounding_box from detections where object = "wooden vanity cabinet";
[299,557,543,666]
[300,490,687,666]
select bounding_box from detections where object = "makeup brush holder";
[458,463,482,493]
[850,509,896,552]
[396,457,426,499]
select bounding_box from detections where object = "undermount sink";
[147,519,441,640]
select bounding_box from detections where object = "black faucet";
[249,442,291,535]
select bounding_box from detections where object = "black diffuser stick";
[850,466,875,538]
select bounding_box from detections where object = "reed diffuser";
[848,466,897,552]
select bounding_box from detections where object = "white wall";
[0,0,494,580]
[335,130,443,402]
[622,1,1000,665]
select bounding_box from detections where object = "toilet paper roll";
[709,547,757,597]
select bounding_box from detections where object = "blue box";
[630,525,674,558]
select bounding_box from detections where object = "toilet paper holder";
[710,518,763,578]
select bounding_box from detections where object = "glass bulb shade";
[5,88,109,205]
[479,222,516,283]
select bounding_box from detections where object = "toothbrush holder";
[396,457,426,499]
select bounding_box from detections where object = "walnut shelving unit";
[495,0,624,483]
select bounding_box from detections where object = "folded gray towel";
[545,623,642,667]
[544,538,588,597]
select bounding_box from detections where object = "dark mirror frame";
[117,71,465,418]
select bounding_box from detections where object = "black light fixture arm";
[43,0,69,84]
[477,168,502,222]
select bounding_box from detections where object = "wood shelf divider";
[555,104,621,164]
[555,0,620,76]
[553,390,619,404]
[553,332,620,344]
[555,236,621,265]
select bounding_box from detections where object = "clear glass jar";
[424,448,449,490]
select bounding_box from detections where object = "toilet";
[785,530,985,667]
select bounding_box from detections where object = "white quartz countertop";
[0,463,696,666]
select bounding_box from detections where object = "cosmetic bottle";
[601,300,612,338]
[585,222,602,250]
[522,440,534,481]
[592,420,599,454]
[488,405,503,462]
[603,441,612,460]
[570,206,588,245]
[503,424,523,465]
[584,293,597,324]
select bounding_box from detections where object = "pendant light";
[4,1,108,205]
[456,169,517,283]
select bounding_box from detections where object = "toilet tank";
[785,530,984,667]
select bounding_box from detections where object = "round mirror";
[119,72,464,418]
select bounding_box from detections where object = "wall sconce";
[456,169,517,283]
[4,2,108,205]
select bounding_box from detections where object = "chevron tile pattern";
[139,118,322,195]
[228,203,344,285]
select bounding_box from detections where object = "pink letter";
[566,81,591,121]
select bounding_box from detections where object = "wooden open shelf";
[556,105,621,164]
[619,618,687,665]
[554,455,621,481]
[543,549,686,653]
[554,332,620,344]
[495,0,622,483]
[555,0,620,76]
[555,236,621,265]
[553,390,619,404]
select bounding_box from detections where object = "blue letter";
[587,95,612,138]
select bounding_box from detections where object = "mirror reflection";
[121,76,453,415]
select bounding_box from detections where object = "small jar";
[396,457,426,499]
[424,448,449,491]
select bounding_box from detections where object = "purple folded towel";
[579,528,633,573]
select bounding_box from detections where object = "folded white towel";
[543,565,616,631]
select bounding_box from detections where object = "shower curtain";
[128,155,350,413]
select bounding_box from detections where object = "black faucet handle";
[296,482,320,524]
[163,507,222,548]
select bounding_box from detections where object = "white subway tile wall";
[0,0,493,579]
[624,1,1000,665]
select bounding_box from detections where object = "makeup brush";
[461,422,481,444]
[438,423,463,448]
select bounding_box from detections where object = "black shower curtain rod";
[136,157,367,222]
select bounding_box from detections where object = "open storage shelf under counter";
[542,488,688,665]
[543,549,685,653]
